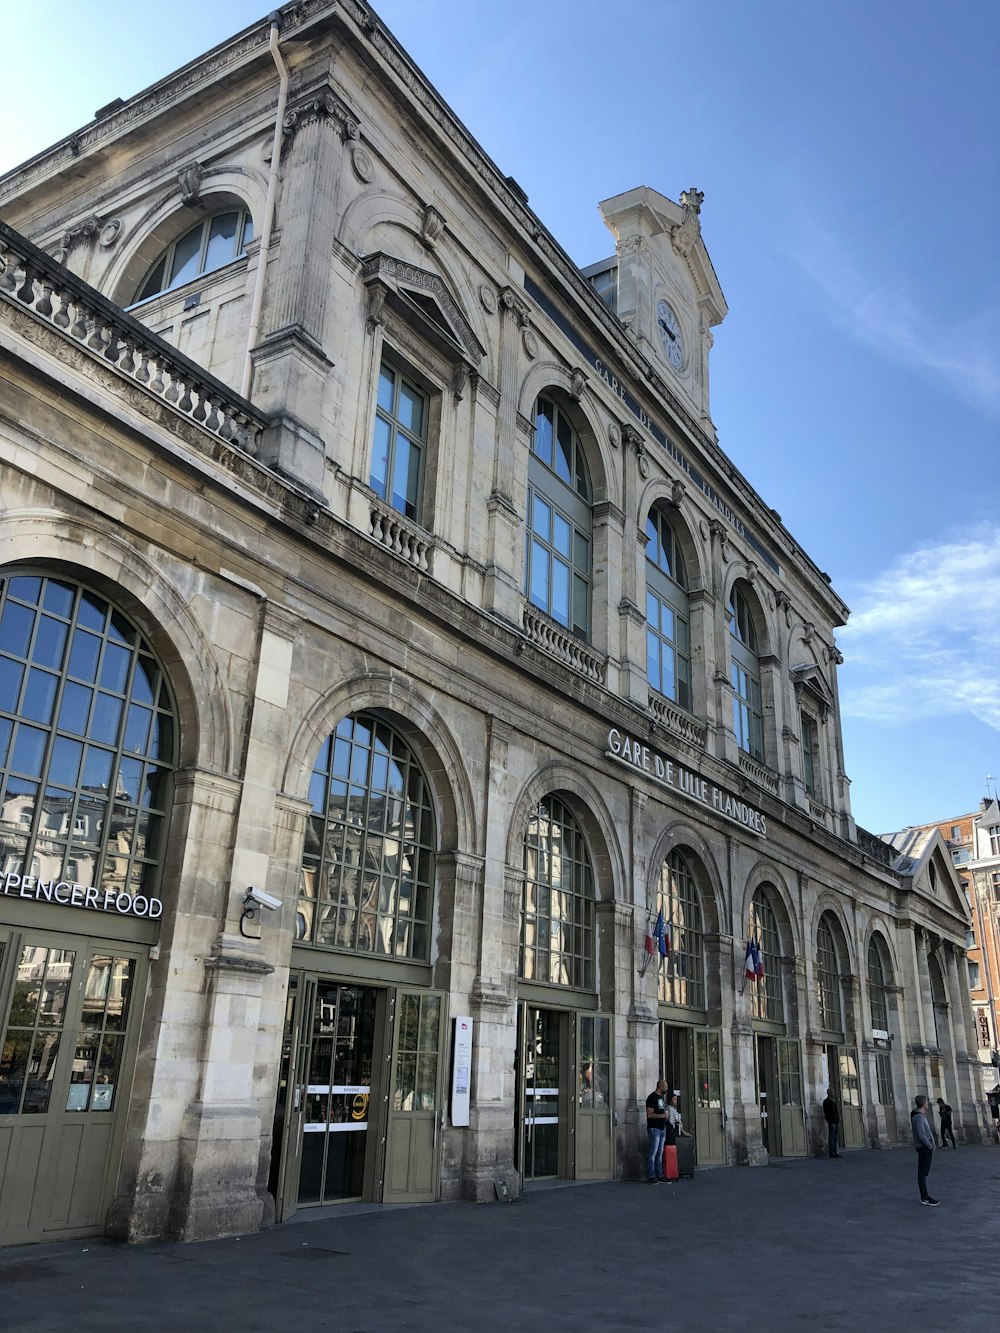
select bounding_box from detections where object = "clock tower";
[597,186,727,429]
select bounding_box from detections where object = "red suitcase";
[662,1144,679,1181]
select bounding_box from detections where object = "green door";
[694,1029,726,1164]
[383,989,446,1203]
[838,1047,864,1148]
[0,934,145,1243]
[777,1038,807,1156]
[575,1013,612,1178]
[272,974,315,1222]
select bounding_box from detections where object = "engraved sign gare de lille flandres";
[606,727,767,838]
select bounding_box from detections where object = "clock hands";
[658,316,676,342]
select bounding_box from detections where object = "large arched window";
[134,208,254,303]
[520,795,595,990]
[729,584,764,762]
[816,912,844,1033]
[299,713,435,959]
[749,887,784,1023]
[645,508,690,710]
[0,572,175,899]
[525,398,592,640]
[656,849,704,1008]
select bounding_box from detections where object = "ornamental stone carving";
[479,283,497,313]
[667,477,686,509]
[351,147,374,182]
[283,89,361,145]
[52,215,105,265]
[420,205,445,248]
[569,367,586,402]
[521,326,538,358]
[608,422,621,450]
[177,162,204,207]
[671,186,704,258]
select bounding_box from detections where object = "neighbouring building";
[0,0,985,1247]
[912,801,1000,1117]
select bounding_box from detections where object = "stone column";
[943,943,982,1141]
[904,926,932,1093]
[251,85,356,489]
[483,287,531,624]
[616,425,649,706]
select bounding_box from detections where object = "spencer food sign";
[1,870,163,919]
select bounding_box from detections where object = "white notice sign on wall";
[451,1015,473,1127]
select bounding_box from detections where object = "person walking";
[936,1097,957,1148]
[911,1094,939,1205]
[822,1086,841,1158]
[645,1079,669,1183]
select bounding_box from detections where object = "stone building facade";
[0,0,984,1246]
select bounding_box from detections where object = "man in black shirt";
[937,1097,957,1148]
[645,1079,669,1182]
[822,1087,841,1158]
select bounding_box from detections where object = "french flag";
[644,915,655,957]
[656,908,670,958]
[745,937,764,981]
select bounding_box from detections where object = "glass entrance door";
[521,1006,563,1179]
[694,1029,726,1164]
[298,982,378,1207]
[755,1034,777,1154]
[0,935,144,1243]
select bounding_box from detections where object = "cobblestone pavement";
[2,1143,998,1333]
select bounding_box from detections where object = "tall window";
[520,795,595,990]
[135,208,254,302]
[0,572,175,899]
[371,361,427,521]
[816,913,843,1033]
[801,714,818,798]
[989,825,1000,856]
[656,850,704,1008]
[867,937,890,1034]
[729,585,763,762]
[299,713,435,959]
[748,888,784,1023]
[525,398,592,639]
[645,508,691,709]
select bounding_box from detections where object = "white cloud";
[787,223,1000,418]
[839,523,1000,731]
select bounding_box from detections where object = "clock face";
[656,300,684,369]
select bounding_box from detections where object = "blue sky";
[3,1,998,832]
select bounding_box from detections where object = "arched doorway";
[0,571,174,1242]
[749,885,806,1157]
[816,909,863,1150]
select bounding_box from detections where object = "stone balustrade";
[369,500,433,573]
[856,825,894,868]
[0,220,267,457]
[522,606,606,685]
[647,691,707,749]
[738,751,780,796]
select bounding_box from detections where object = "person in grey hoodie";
[910,1095,939,1205]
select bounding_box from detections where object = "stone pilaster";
[483,287,531,623]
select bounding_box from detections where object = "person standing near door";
[822,1087,841,1158]
[936,1097,957,1149]
[645,1079,669,1183]
[911,1095,939,1205]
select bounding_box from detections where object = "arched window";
[816,913,844,1033]
[299,713,435,959]
[0,572,175,898]
[656,850,704,1008]
[520,795,595,990]
[729,584,763,762]
[645,508,691,710]
[867,936,890,1032]
[928,955,946,1050]
[749,887,783,1023]
[525,398,592,640]
[135,208,254,303]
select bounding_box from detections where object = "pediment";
[362,252,484,366]
[791,662,834,718]
[884,827,970,921]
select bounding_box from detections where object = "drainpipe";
[241,11,289,399]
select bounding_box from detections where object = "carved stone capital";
[283,88,361,144]
[499,286,530,325]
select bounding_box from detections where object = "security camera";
[244,885,282,912]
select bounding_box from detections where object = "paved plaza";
[1,1143,998,1333]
